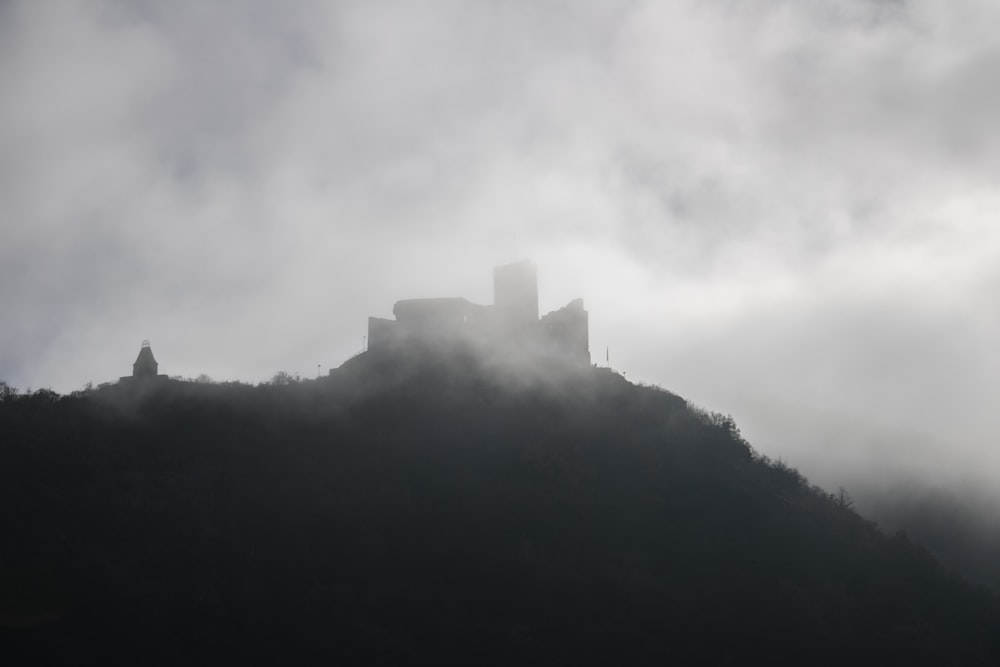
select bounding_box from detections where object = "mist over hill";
[1,350,998,665]
[852,481,1000,592]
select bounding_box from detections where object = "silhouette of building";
[133,340,158,377]
[365,261,590,364]
[539,298,589,362]
[120,340,168,382]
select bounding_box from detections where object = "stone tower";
[132,340,159,378]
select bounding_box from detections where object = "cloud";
[2,0,999,492]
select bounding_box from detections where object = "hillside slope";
[1,350,998,665]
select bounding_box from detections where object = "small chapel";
[120,340,168,382]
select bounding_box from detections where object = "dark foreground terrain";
[1,349,998,665]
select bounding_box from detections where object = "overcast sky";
[2,0,999,493]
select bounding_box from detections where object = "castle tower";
[132,340,159,378]
[493,260,538,328]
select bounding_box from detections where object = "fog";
[2,0,999,501]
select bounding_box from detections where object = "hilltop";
[1,349,998,665]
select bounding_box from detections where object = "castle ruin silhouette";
[113,263,588,383]
[366,261,590,364]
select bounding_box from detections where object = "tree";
[269,371,300,386]
[835,486,855,510]
[0,380,19,402]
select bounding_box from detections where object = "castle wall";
[539,298,590,364]
[392,298,480,343]
[367,316,400,352]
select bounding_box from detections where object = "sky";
[2,0,999,496]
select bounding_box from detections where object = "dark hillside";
[856,483,1000,591]
[1,352,998,665]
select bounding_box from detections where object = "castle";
[366,261,590,364]
[115,263,589,383]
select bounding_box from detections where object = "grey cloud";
[2,0,1000,501]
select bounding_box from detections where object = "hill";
[855,481,1000,592]
[1,349,998,665]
